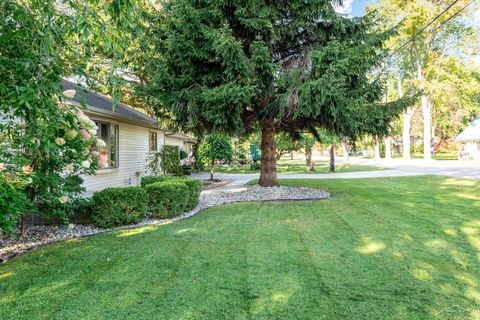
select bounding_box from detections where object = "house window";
[95,121,119,169]
[149,131,158,151]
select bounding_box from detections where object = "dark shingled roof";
[61,79,157,127]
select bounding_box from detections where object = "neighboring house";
[455,116,480,160]
[62,80,196,193]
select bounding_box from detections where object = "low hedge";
[140,175,176,187]
[182,179,202,210]
[145,181,190,218]
[91,187,147,228]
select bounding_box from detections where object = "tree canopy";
[0,0,139,234]
[368,0,480,158]
[140,0,410,186]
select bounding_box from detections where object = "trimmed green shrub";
[91,187,147,228]
[145,181,190,218]
[182,179,202,210]
[140,175,175,187]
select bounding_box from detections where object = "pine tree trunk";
[329,144,335,172]
[305,146,312,172]
[374,138,381,160]
[259,120,279,187]
[385,136,392,160]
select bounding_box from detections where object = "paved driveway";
[193,159,480,193]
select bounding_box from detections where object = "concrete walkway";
[193,159,480,193]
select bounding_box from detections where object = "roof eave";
[165,131,197,143]
[68,100,159,129]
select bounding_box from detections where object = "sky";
[335,0,376,17]
[341,0,480,68]
[351,0,375,16]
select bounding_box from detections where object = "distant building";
[455,116,480,160]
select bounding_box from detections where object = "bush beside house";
[140,175,176,187]
[90,176,201,227]
[91,187,148,228]
[145,181,190,218]
[143,176,201,216]
[182,179,202,210]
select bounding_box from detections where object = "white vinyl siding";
[165,136,194,155]
[82,119,164,195]
[165,136,185,148]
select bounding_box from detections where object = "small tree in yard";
[199,135,233,180]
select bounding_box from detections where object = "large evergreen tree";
[141,0,409,186]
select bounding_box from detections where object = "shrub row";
[140,175,175,187]
[145,181,190,218]
[142,176,201,217]
[90,176,201,227]
[91,187,148,228]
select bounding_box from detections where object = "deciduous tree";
[199,135,233,180]
[0,0,139,235]
[369,0,479,159]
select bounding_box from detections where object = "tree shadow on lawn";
[279,176,480,319]
[0,176,479,319]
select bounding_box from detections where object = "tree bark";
[385,136,392,161]
[20,215,26,238]
[415,50,431,160]
[210,158,215,181]
[422,99,432,160]
[329,144,335,172]
[398,71,414,160]
[403,108,414,160]
[305,146,312,172]
[259,120,279,187]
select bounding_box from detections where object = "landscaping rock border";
[201,179,234,190]
[0,185,329,263]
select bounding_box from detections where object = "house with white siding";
[456,116,480,161]
[62,80,196,194]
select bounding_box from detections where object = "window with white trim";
[149,131,158,152]
[95,121,119,169]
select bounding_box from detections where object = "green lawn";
[1,176,479,319]
[216,162,383,174]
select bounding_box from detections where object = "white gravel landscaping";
[0,185,329,263]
